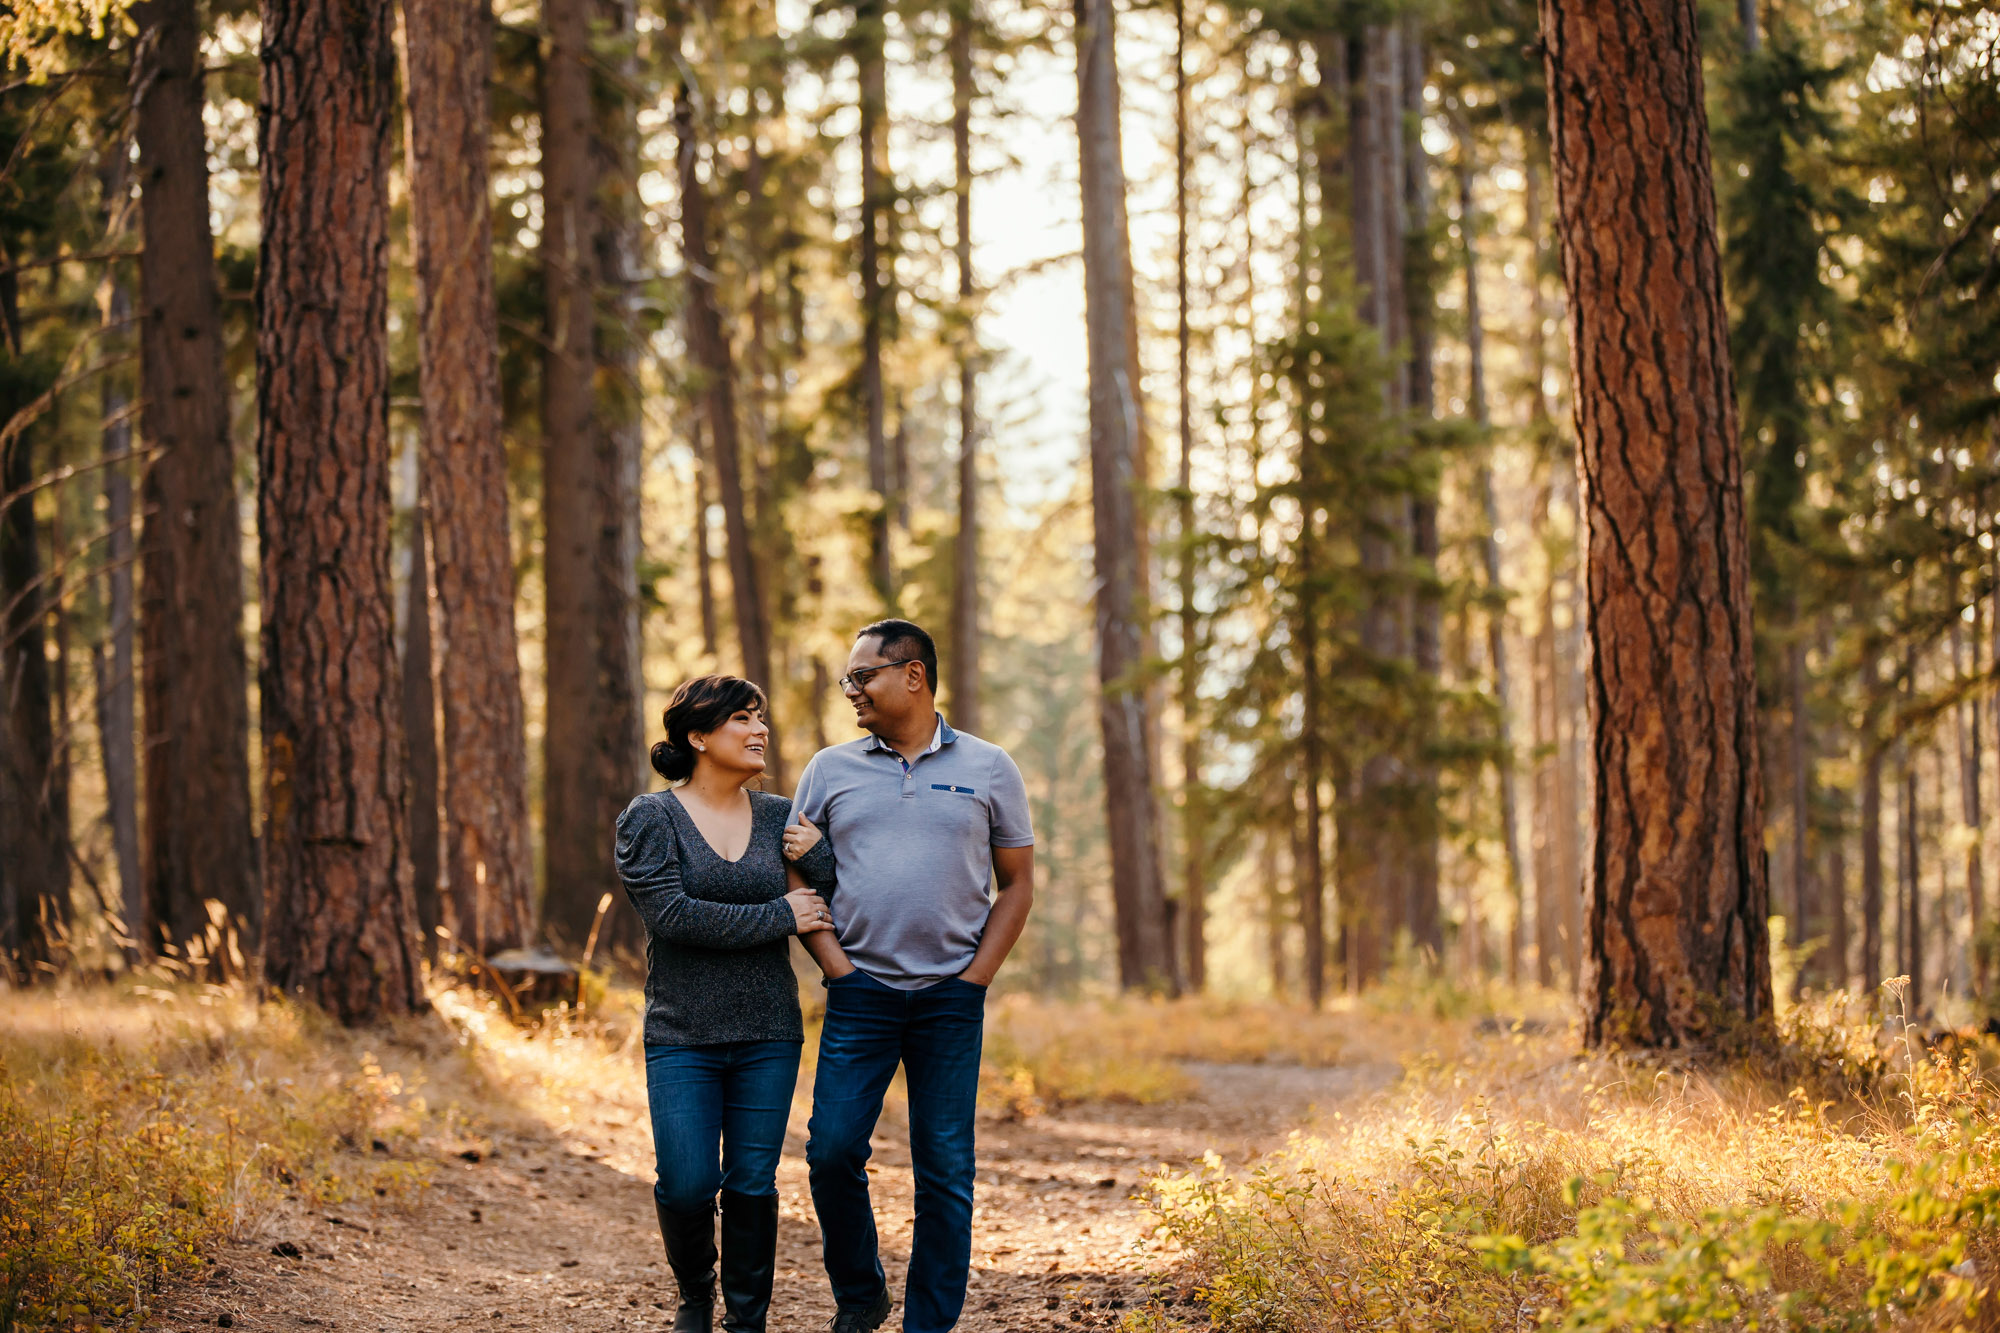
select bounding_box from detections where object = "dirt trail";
[158,1060,1393,1333]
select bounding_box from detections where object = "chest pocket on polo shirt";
[928,783,987,837]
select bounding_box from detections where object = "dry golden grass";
[1136,984,2000,1332]
[0,980,475,1331]
[22,970,2000,1333]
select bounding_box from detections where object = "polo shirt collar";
[864,714,955,757]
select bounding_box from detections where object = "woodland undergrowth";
[0,970,1321,1331]
[1137,977,2000,1332]
[0,971,626,1333]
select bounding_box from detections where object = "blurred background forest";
[0,0,1995,1016]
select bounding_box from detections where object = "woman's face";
[690,706,768,777]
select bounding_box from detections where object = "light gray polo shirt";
[792,715,1035,989]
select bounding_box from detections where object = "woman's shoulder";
[618,789,680,832]
[748,790,793,820]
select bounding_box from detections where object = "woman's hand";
[782,816,823,862]
[785,887,833,934]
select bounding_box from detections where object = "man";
[786,619,1035,1333]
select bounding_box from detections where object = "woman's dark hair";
[651,675,768,782]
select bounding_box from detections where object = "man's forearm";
[802,927,854,977]
[961,877,1033,985]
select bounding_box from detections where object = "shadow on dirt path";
[156,1061,1395,1333]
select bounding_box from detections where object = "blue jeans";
[644,1040,801,1213]
[806,970,987,1333]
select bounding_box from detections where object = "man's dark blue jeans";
[807,968,987,1333]
[645,1039,801,1212]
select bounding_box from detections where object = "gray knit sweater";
[614,789,836,1047]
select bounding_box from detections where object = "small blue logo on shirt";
[932,784,977,795]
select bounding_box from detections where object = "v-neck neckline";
[666,790,757,865]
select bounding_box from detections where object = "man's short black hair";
[856,618,939,694]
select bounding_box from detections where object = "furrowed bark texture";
[256,0,424,1021]
[1076,0,1175,993]
[131,0,259,959]
[1540,0,1772,1046]
[539,0,646,952]
[403,0,533,956]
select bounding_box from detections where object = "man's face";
[841,636,918,733]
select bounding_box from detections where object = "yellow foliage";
[0,0,129,79]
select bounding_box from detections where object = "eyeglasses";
[839,659,919,693]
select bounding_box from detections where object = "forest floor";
[150,1044,1397,1333]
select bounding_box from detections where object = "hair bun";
[651,739,695,782]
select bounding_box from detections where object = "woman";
[615,675,835,1333]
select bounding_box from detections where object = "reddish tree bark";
[256,0,425,1021]
[131,0,258,960]
[1541,0,1772,1045]
[403,0,533,957]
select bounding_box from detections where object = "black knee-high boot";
[717,1190,779,1333]
[655,1197,717,1332]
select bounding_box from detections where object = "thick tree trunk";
[0,274,69,979]
[256,0,425,1022]
[95,259,143,961]
[1076,0,1174,993]
[540,0,646,952]
[857,0,893,603]
[403,0,534,958]
[948,1,981,735]
[400,486,442,953]
[1541,0,1773,1046]
[131,0,258,961]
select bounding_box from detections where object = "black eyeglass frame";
[838,658,921,693]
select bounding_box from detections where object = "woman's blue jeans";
[644,1040,801,1213]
